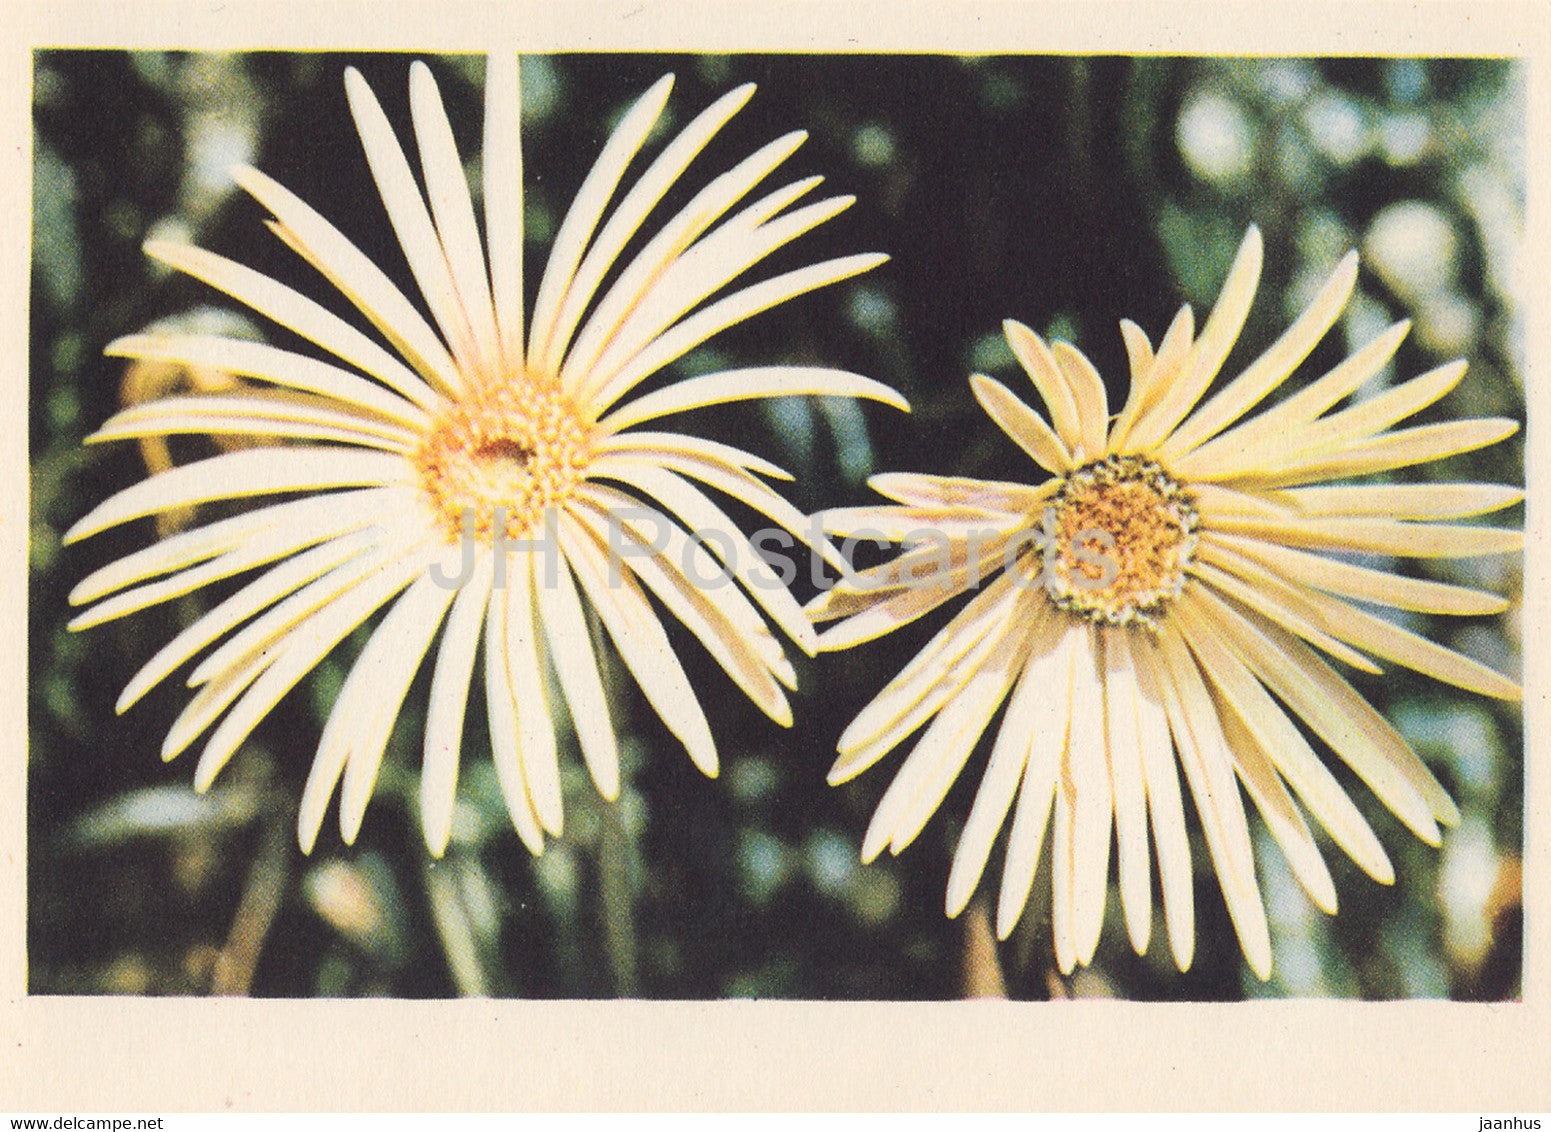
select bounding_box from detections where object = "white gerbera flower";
[810,226,1520,978]
[67,58,903,856]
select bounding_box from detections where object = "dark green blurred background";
[29,52,1524,999]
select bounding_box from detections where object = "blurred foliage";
[29,52,1523,999]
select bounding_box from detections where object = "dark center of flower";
[1041,454,1198,630]
[416,377,593,544]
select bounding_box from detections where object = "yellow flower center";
[1042,454,1198,630]
[415,376,593,544]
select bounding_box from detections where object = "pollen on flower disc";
[1041,454,1199,629]
[415,375,594,543]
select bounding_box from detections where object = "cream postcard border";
[2,0,1546,1111]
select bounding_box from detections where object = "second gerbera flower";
[810,226,1521,979]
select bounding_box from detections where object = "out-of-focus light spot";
[1341,290,1397,396]
[852,122,897,169]
[1302,92,1371,165]
[979,72,1025,115]
[617,788,649,841]
[305,859,389,943]
[971,331,1017,373]
[1458,164,1522,307]
[1381,921,1452,998]
[186,114,254,208]
[816,396,875,484]
[803,830,856,896]
[519,56,562,123]
[847,284,898,336]
[524,197,554,243]
[144,216,194,279]
[727,756,779,805]
[1256,829,1333,996]
[763,396,817,471]
[1396,702,1501,798]
[694,56,732,85]
[1257,60,1318,106]
[1295,208,1354,268]
[32,145,82,312]
[738,829,791,906]
[1274,123,1319,186]
[1379,113,1432,165]
[1439,815,1498,968]
[1045,312,1079,345]
[1177,90,1258,185]
[1415,291,1481,355]
[850,866,902,926]
[1385,58,1430,105]
[534,844,580,913]
[1363,200,1458,301]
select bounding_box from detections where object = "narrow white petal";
[865,473,1050,514]
[89,393,420,453]
[143,242,442,413]
[1282,482,1523,521]
[533,536,621,800]
[187,513,428,688]
[1051,341,1109,461]
[1203,512,1523,560]
[421,549,494,856]
[1177,609,1339,913]
[857,635,1015,864]
[104,333,435,429]
[71,486,397,605]
[1179,319,1410,476]
[483,582,546,856]
[345,66,477,380]
[1232,419,1521,489]
[233,164,461,397]
[602,366,907,432]
[483,53,525,375]
[539,83,759,378]
[1050,784,1077,974]
[1126,633,1195,971]
[117,533,374,713]
[1128,226,1262,453]
[945,617,1059,917]
[71,500,390,631]
[1110,305,1194,454]
[884,627,1031,857]
[190,546,430,792]
[1211,532,1510,617]
[562,135,810,391]
[590,252,889,415]
[1163,250,1358,459]
[1156,624,1273,980]
[1102,632,1153,955]
[995,624,1076,938]
[300,570,454,853]
[612,461,818,654]
[573,490,791,723]
[1195,586,1454,837]
[559,513,718,776]
[529,75,675,370]
[410,62,502,379]
[63,447,410,544]
[1172,593,1393,885]
[583,195,858,401]
[1067,626,1113,965]
[831,574,1018,778]
[968,374,1072,474]
[1002,319,1082,451]
[501,556,563,835]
